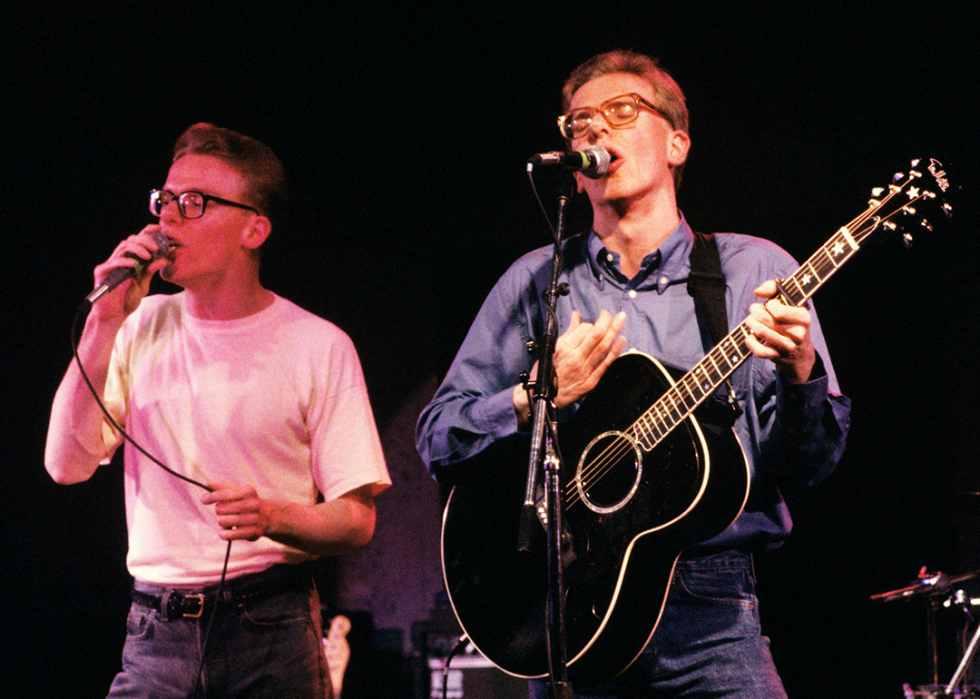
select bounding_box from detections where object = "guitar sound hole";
[576,431,642,514]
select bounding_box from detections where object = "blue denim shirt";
[417,215,851,552]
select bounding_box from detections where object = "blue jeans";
[530,551,787,699]
[106,565,329,699]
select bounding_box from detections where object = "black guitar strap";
[688,231,728,349]
[688,231,742,422]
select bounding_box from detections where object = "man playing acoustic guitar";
[417,50,850,698]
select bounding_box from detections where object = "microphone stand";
[517,172,573,699]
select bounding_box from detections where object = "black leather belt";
[131,563,314,621]
[132,589,210,620]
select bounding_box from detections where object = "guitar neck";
[626,156,951,453]
[630,180,917,452]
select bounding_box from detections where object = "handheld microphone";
[528,145,611,179]
[84,230,173,306]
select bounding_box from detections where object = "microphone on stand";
[528,145,611,179]
[84,230,173,306]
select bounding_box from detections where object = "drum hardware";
[874,568,980,697]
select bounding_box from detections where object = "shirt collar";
[586,213,695,292]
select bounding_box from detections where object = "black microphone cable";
[70,303,233,699]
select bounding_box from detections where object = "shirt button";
[628,290,637,299]
[659,276,669,285]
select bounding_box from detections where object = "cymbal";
[872,570,980,602]
[871,573,950,602]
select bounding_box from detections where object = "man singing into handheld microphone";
[45,123,390,698]
[416,51,850,697]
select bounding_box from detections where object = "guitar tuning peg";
[893,172,905,183]
[910,158,921,167]
[902,232,914,248]
[942,202,953,218]
[871,187,885,197]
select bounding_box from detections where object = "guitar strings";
[566,326,755,507]
[565,171,931,510]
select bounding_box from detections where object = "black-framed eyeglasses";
[149,189,260,220]
[558,93,668,139]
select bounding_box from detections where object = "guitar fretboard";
[628,175,928,453]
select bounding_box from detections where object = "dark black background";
[4,3,979,697]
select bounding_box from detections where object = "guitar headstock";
[861,157,955,248]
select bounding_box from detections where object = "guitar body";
[441,352,750,679]
[324,615,351,698]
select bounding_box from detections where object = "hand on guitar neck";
[745,280,816,384]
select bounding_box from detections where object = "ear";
[241,215,272,251]
[574,171,587,194]
[667,129,691,168]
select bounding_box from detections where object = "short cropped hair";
[173,123,288,236]
[562,50,689,188]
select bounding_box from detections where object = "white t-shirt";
[103,292,390,586]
